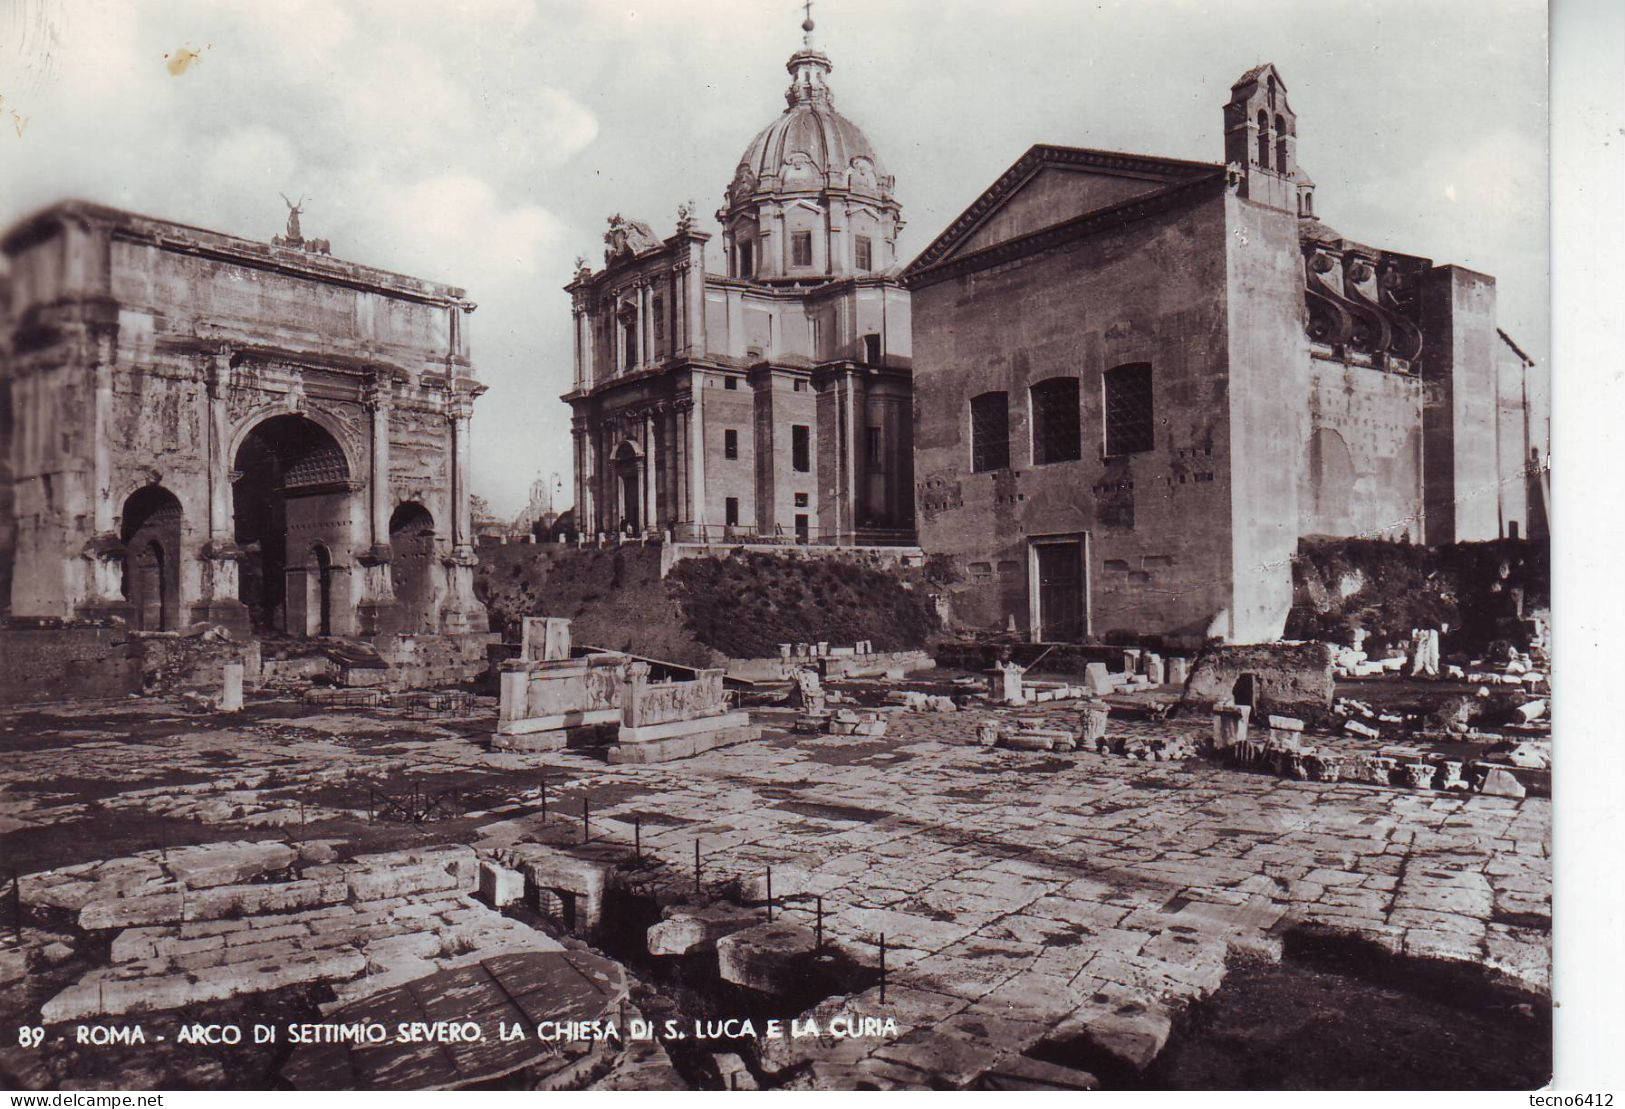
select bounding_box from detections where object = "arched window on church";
[1257,110,1271,169]
[1275,114,1289,174]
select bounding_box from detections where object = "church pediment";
[904,145,1223,275]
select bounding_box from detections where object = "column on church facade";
[674,400,692,536]
[578,304,591,390]
[572,423,594,538]
[583,307,596,386]
[640,410,655,533]
[637,281,650,370]
[614,291,626,373]
[688,378,708,531]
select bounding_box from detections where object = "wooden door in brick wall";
[1034,540,1085,642]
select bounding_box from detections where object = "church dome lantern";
[719,11,903,283]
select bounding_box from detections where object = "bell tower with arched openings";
[1224,64,1302,213]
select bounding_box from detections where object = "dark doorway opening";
[613,442,641,533]
[119,485,183,631]
[312,543,334,637]
[389,502,436,632]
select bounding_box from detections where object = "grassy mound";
[665,553,940,660]
[475,545,721,668]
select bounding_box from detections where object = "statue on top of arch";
[274,193,332,256]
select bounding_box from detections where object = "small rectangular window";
[1103,363,1155,456]
[862,333,881,365]
[793,379,806,393]
[791,230,813,267]
[792,424,811,472]
[855,236,873,271]
[1031,377,1082,464]
[794,492,809,507]
[970,392,1010,473]
[724,376,738,390]
[724,429,739,460]
[725,497,739,527]
[795,514,809,542]
[866,426,883,471]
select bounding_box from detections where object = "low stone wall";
[934,641,1130,677]
[137,631,262,694]
[0,624,142,705]
[725,648,935,683]
[374,632,495,689]
[1184,643,1337,722]
[659,541,926,579]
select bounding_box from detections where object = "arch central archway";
[232,414,356,636]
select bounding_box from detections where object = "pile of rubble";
[1330,625,1551,693]
[1214,708,1543,799]
[972,701,1200,761]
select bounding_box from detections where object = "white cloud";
[367,173,563,281]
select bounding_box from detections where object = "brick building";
[563,16,914,547]
[0,201,489,678]
[903,65,1547,646]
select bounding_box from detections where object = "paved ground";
[0,690,1551,1089]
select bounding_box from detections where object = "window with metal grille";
[792,425,810,472]
[791,231,813,267]
[855,235,873,271]
[970,392,1009,473]
[724,429,739,460]
[1103,363,1155,456]
[1030,377,1081,464]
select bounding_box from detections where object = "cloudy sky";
[0,0,1547,517]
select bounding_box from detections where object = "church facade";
[904,66,1548,646]
[0,201,488,672]
[563,20,914,547]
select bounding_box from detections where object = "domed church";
[563,13,914,546]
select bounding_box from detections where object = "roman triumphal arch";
[0,202,489,678]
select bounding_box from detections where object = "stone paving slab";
[0,693,1552,1088]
